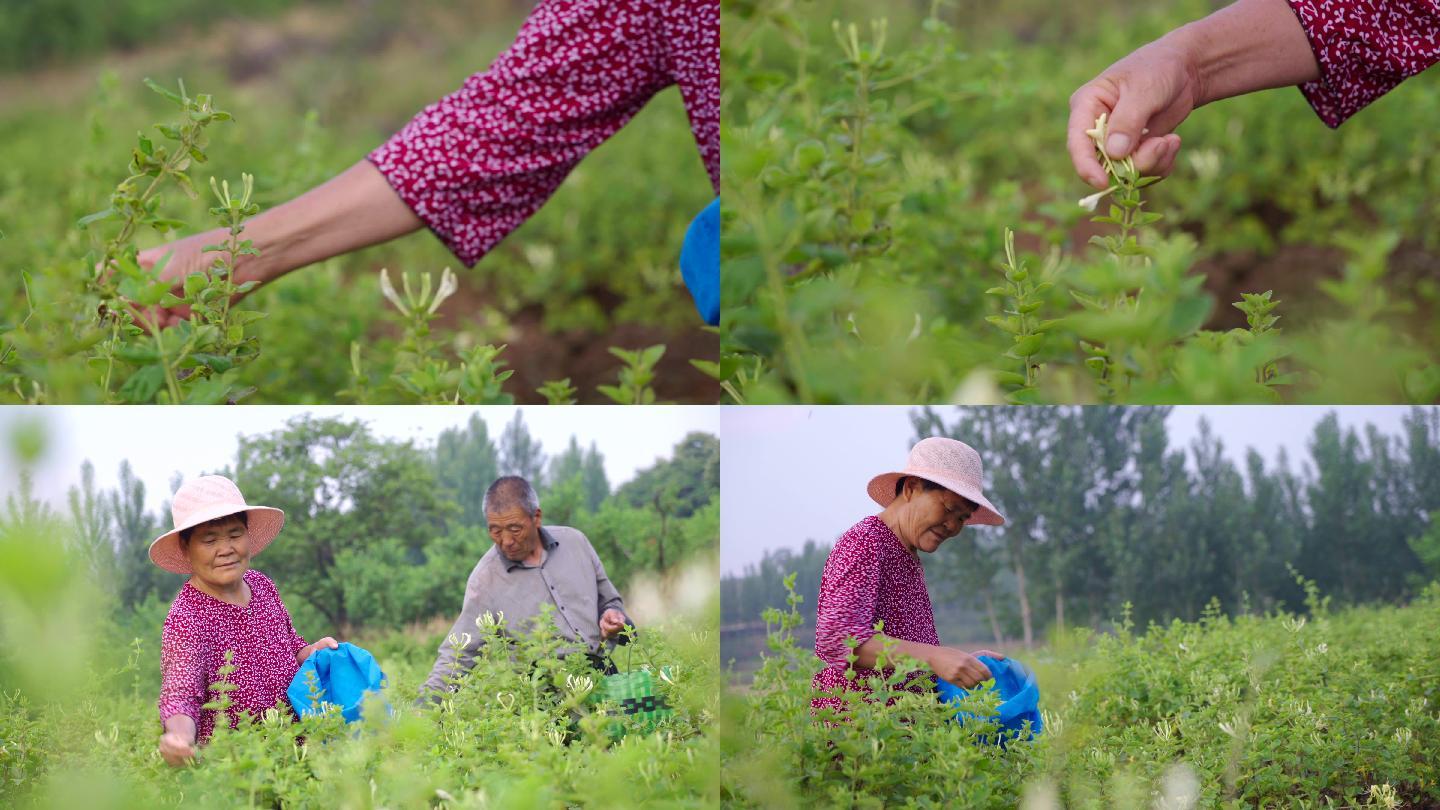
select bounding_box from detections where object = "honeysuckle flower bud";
[1079,186,1117,212]
[428,267,458,315]
[379,268,406,314]
[1084,112,1108,147]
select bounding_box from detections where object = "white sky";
[0,406,718,516]
[719,406,1427,576]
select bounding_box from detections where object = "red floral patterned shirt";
[158,569,307,743]
[1288,0,1440,126]
[811,516,939,713]
[367,0,719,266]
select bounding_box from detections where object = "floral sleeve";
[1287,0,1440,127]
[367,0,708,267]
[813,529,884,667]
[157,613,205,726]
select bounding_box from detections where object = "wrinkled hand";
[158,731,196,768]
[1068,37,1195,189]
[927,646,994,689]
[599,609,628,639]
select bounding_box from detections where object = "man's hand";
[298,636,340,663]
[599,609,628,639]
[926,646,994,689]
[158,730,196,768]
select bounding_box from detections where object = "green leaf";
[1010,333,1044,357]
[76,208,117,230]
[690,359,721,379]
[143,78,184,105]
[640,345,666,367]
[184,377,230,405]
[118,365,165,403]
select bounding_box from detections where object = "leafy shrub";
[721,0,1440,404]
[723,575,1440,807]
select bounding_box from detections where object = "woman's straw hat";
[867,437,1006,526]
[148,475,285,575]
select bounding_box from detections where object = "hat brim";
[148,505,285,575]
[866,471,1005,526]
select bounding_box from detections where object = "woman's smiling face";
[899,480,977,554]
[183,514,251,589]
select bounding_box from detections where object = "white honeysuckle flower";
[1079,186,1117,212]
[379,269,407,314]
[428,267,459,315]
[565,673,595,697]
[1084,112,1108,146]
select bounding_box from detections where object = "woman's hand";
[926,646,994,689]
[298,636,340,663]
[158,714,198,768]
[1068,0,1319,188]
[1067,38,1195,189]
[117,160,422,331]
[135,227,273,330]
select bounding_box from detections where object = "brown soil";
[427,279,718,404]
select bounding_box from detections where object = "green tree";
[618,432,719,518]
[434,413,499,528]
[498,411,545,485]
[580,442,610,512]
[66,460,111,588]
[108,460,175,608]
[232,416,453,635]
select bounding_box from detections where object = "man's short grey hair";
[483,476,540,516]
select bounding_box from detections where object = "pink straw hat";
[148,475,285,575]
[867,437,1006,526]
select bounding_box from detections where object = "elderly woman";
[150,475,339,767]
[812,437,1007,714]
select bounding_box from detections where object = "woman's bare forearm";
[1170,0,1320,108]
[854,634,936,671]
[240,160,424,283]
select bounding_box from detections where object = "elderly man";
[420,475,631,698]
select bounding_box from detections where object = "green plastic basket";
[590,658,674,739]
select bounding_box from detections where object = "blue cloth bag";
[288,642,387,723]
[680,197,719,326]
[935,655,1043,744]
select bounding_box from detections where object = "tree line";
[721,407,1440,646]
[10,412,719,640]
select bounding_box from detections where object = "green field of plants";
[721,0,1440,404]
[0,591,718,809]
[722,577,1440,808]
[0,0,718,404]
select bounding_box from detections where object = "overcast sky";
[0,406,718,517]
[720,406,1428,576]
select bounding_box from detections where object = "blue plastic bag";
[935,655,1043,744]
[288,642,388,723]
[679,197,719,326]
